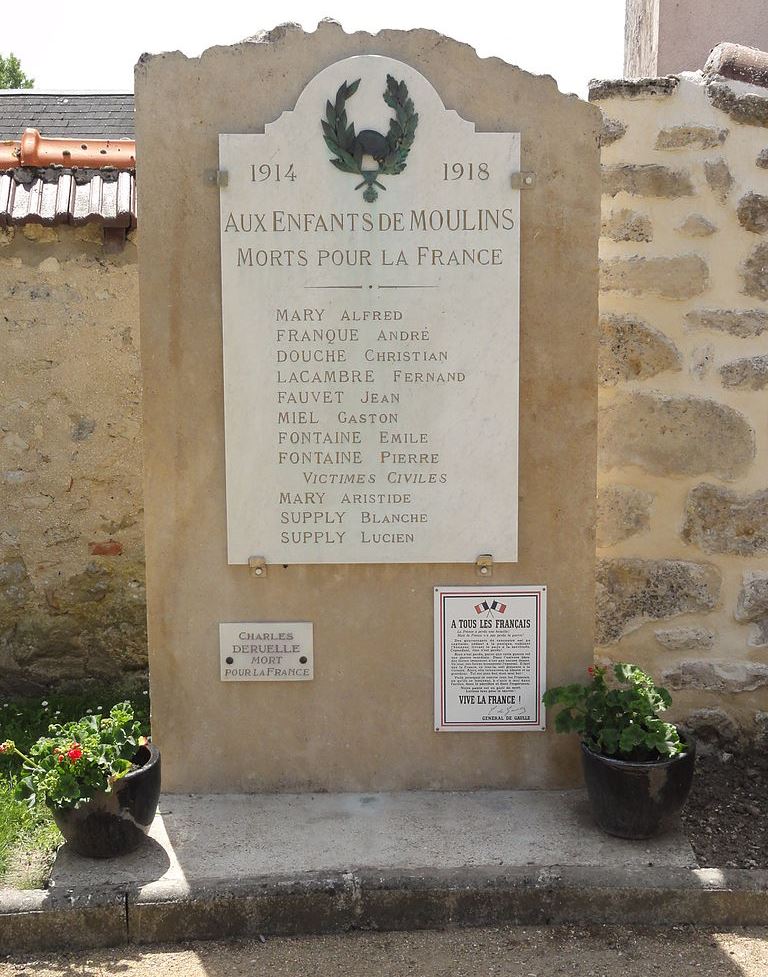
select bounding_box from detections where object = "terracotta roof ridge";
[704,42,768,88]
[0,129,135,171]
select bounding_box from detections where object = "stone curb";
[3,865,768,951]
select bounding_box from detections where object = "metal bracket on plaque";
[510,171,535,189]
[204,168,229,187]
[248,556,267,579]
[475,554,494,578]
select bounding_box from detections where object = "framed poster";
[434,586,546,732]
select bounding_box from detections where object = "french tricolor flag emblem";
[474,600,507,614]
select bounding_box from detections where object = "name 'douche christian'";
[219,56,521,565]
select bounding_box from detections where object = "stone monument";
[135,22,600,792]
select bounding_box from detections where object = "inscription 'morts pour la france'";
[219,55,521,565]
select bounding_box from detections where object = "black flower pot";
[52,743,161,858]
[580,736,695,839]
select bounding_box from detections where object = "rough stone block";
[45,564,112,612]
[676,215,717,238]
[596,558,720,645]
[663,659,768,693]
[682,484,768,556]
[704,159,734,203]
[600,393,754,479]
[680,708,741,752]
[71,417,96,442]
[0,227,14,246]
[600,117,627,147]
[735,571,768,647]
[600,255,708,299]
[754,711,768,748]
[74,224,104,245]
[655,126,727,150]
[0,552,32,629]
[654,627,715,651]
[736,571,768,622]
[757,149,768,169]
[596,484,653,547]
[598,314,681,385]
[742,243,768,299]
[1,563,148,695]
[602,164,694,198]
[719,354,768,390]
[600,209,652,242]
[2,432,29,453]
[589,77,679,101]
[707,81,768,128]
[685,308,768,338]
[21,224,58,244]
[689,344,714,380]
[737,192,768,234]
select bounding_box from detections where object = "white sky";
[2,0,625,98]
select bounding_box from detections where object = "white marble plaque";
[434,586,546,732]
[220,622,313,681]
[220,55,520,564]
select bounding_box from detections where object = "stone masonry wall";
[592,72,768,743]
[0,225,145,694]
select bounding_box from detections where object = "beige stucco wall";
[0,224,145,694]
[658,1,768,76]
[593,71,768,742]
[626,0,768,77]
[136,23,601,793]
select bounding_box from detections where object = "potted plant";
[0,701,160,858]
[543,663,695,839]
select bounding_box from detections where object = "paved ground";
[1,789,722,952]
[2,925,767,976]
[51,789,695,892]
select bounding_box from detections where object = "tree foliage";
[0,53,33,89]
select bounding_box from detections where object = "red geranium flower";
[67,745,83,762]
[587,666,595,676]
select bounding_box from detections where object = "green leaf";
[335,82,348,116]
[599,728,619,754]
[618,724,644,753]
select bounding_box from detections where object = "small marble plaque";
[434,586,546,731]
[220,622,313,681]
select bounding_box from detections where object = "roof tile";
[0,93,134,140]
[0,167,136,227]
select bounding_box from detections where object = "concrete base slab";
[50,789,697,889]
[2,790,767,951]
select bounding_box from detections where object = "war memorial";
[136,23,599,793]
